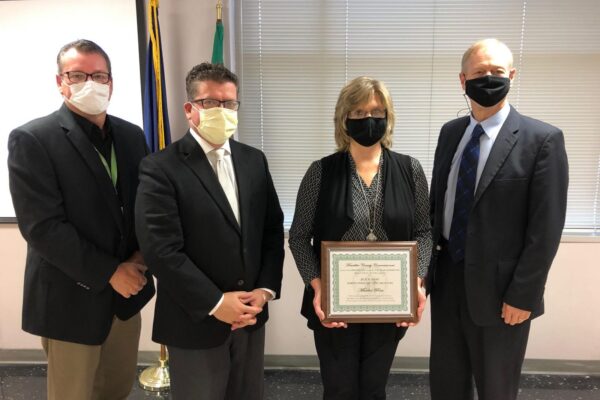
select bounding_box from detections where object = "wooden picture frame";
[321,241,418,323]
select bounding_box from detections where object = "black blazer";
[8,104,155,345]
[428,106,568,326]
[135,132,284,349]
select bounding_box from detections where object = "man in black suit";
[7,39,154,400]
[135,63,284,400]
[428,38,569,400]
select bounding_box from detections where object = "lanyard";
[95,144,118,188]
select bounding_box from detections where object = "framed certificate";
[321,241,418,323]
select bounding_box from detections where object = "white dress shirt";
[442,103,511,239]
[188,129,276,315]
[189,128,239,205]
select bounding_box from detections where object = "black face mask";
[346,117,387,147]
[465,75,510,107]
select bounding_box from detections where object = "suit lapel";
[58,106,124,233]
[437,117,470,205]
[230,139,252,238]
[179,133,241,234]
[473,106,520,204]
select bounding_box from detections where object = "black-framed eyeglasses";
[191,98,240,111]
[347,109,387,120]
[61,71,111,84]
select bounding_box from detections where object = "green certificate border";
[320,241,418,323]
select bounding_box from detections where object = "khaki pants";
[41,313,141,400]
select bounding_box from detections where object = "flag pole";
[139,344,170,392]
[139,1,170,390]
[217,0,222,21]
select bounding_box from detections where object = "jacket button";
[237,279,245,286]
[435,245,442,251]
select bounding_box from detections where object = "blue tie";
[448,124,485,262]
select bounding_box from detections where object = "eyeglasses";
[191,98,241,111]
[348,109,386,119]
[61,71,111,84]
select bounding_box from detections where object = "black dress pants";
[314,323,407,400]
[429,249,531,400]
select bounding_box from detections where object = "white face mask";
[65,80,110,115]
[194,106,238,145]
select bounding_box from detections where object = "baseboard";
[0,349,170,366]
[262,355,600,375]
[1,349,598,375]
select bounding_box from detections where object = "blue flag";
[143,0,171,152]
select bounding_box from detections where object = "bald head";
[461,39,513,73]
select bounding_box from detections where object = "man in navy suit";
[135,63,284,400]
[8,39,154,400]
[428,38,568,400]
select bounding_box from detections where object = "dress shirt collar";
[188,128,232,156]
[67,108,113,161]
[468,102,510,140]
[68,108,112,139]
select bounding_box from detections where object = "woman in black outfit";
[289,76,432,400]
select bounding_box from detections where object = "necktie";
[212,148,240,225]
[448,124,485,262]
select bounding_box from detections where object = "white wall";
[1,1,599,362]
[1,223,599,360]
[265,240,600,360]
[0,0,143,219]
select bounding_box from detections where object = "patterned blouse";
[289,152,432,285]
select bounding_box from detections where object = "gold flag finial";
[216,0,223,21]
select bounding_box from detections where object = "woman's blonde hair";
[334,76,395,151]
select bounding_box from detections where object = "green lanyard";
[95,144,118,188]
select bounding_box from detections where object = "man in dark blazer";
[428,38,568,400]
[7,40,154,400]
[135,63,284,400]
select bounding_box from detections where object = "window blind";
[235,0,600,233]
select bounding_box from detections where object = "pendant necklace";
[357,161,381,242]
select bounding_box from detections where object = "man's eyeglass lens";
[193,99,240,111]
[63,71,111,84]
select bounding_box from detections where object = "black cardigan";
[301,148,417,329]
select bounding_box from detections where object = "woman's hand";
[396,277,427,328]
[311,278,347,329]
